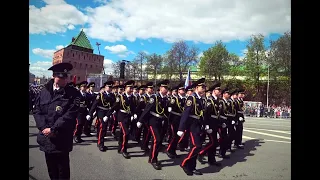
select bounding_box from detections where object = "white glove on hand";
[206,129,213,134]
[177,131,184,137]
[222,123,227,128]
[112,110,116,114]
[133,114,137,119]
[162,120,165,126]
[131,116,134,121]
[137,122,142,128]
[239,117,244,121]
[168,107,172,112]
[86,115,91,121]
[103,116,108,122]
[205,125,210,130]
[232,120,235,125]
[217,132,220,139]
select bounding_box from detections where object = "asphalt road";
[29,115,290,180]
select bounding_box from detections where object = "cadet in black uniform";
[178,84,194,152]
[83,82,96,136]
[33,62,80,180]
[227,89,238,152]
[133,85,147,143]
[73,81,90,143]
[198,81,222,166]
[130,85,139,142]
[137,80,170,170]
[166,82,186,158]
[88,81,115,151]
[107,80,136,159]
[139,82,154,154]
[218,87,231,159]
[235,88,246,147]
[177,78,206,176]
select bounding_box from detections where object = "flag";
[184,69,192,88]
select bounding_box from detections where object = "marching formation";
[70,77,246,176]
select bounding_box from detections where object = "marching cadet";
[118,85,124,94]
[109,85,121,138]
[130,85,140,142]
[218,87,231,159]
[178,84,194,152]
[33,62,80,180]
[132,85,147,143]
[235,88,246,147]
[177,78,206,176]
[172,88,177,97]
[83,82,96,136]
[75,83,80,90]
[139,82,154,154]
[198,81,222,166]
[73,81,90,143]
[227,89,238,152]
[137,80,170,170]
[106,80,137,159]
[87,81,115,152]
[166,82,186,159]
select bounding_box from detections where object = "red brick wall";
[52,48,104,82]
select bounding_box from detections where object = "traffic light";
[120,62,125,79]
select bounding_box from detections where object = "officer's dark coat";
[33,79,80,153]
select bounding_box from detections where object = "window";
[77,77,80,81]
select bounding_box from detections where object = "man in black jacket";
[33,62,80,180]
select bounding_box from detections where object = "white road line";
[247,120,291,124]
[245,118,291,122]
[242,136,291,144]
[245,128,291,134]
[245,122,291,128]
[243,129,291,140]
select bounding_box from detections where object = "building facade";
[52,30,104,82]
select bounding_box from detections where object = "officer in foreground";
[33,62,80,180]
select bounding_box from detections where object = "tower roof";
[69,29,93,50]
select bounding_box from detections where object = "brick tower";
[52,30,104,82]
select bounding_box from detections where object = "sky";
[29,0,291,78]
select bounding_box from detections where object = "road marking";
[245,122,291,128]
[242,136,291,144]
[246,117,291,122]
[246,120,291,124]
[245,128,291,134]
[243,129,291,140]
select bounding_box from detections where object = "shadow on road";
[29,133,38,137]
[159,154,187,168]
[199,139,265,174]
[29,144,40,149]
[29,125,38,128]
[29,142,91,149]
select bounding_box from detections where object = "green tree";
[146,53,163,82]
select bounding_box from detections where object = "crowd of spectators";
[244,104,291,118]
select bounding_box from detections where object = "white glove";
[133,114,137,119]
[131,116,134,121]
[86,115,91,121]
[103,116,108,122]
[177,131,184,137]
[232,120,235,125]
[168,107,172,112]
[206,129,213,134]
[222,123,226,128]
[112,110,116,114]
[205,125,210,130]
[162,120,165,126]
[137,122,142,128]
[217,132,220,139]
[239,117,244,121]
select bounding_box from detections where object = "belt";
[226,114,235,117]
[210,115,218,119]
[171,111,181,116]
[237,111,244,114]
[120,109,130,114]
[220,115,227,120]
[97,106,111,110]
[189,115,200,119]
[150,111,164,118]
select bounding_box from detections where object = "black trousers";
[118,117,130,153]
[45,152,70,180]
[148,117,163,163]
[218,127,228,156]
[199,131,217,163]
[235,121,244,145]
[180,127,202,171]
[141,122,151,150]
[227,121,236,149]
[178,129,190,149]
[166,115,180,154]
[74,114,86,138]
[160,118,168,143]
[97,118,107,147]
